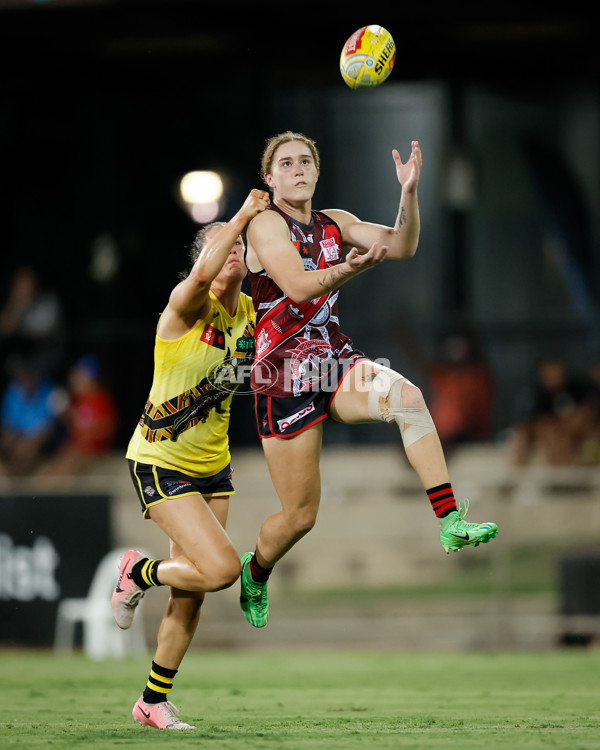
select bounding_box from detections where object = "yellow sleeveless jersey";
[126,291,255,477]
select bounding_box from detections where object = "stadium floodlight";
[180,171,224,205]
[179,170,224,224]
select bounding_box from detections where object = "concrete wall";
[7,442,598,652]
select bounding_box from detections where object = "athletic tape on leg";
[367,368,435,448]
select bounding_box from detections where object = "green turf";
[2,649,600,749]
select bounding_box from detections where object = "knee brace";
[367,367,436,448]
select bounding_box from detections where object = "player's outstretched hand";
[241,189,270,220]
[392,141,422,193]
[346,243,388,273]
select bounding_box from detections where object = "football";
[340,25,396,90]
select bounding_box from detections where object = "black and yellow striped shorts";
[128,460,235,518]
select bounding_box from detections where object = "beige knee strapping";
[367,367,436,448]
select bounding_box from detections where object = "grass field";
[2,648,600,749]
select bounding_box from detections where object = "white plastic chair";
[54,547,150,660]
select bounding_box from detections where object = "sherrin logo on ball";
[340,25,396,90]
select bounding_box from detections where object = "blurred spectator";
[0,355,66,476]
[579,359,600,465]
[392,321,494,452]
[40,355,118,478]
[426,331,494,448]
[509,356,590,466]
[0,265,65,377]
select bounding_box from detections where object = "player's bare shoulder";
[246,209,285,272]
[249,206,285,233]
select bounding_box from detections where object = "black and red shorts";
[254,350,368,438]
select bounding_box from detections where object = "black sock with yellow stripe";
[142,661,177,704]
[130,558,163,590]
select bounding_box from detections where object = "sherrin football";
[340,25,396,90]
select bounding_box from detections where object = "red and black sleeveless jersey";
[247,204,355,398]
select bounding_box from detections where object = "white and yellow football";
[340,25,396,90]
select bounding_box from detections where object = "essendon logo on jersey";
[320,237,340,263]
[200,324,226,349]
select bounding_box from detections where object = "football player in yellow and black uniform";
[111,188,269,731]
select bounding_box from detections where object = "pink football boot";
[132,696,195,730]
[111,549,145,629]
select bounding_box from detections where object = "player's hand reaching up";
[392,141,422,194]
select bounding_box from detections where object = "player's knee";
[296,512,317,536]
[367,367,435,448]
[289,506,318,538]
[204,552,241,592]
[400,381,427,409]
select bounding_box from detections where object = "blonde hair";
[260,131,320,185]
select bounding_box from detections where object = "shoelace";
[246,575,268,610]
[125,590,144,609]
[456,498,470,521]
[452,499,490,531]
[159,701,190,728]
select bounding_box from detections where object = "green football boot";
[439,500,498,554]
[239,552,269,628]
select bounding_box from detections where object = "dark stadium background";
[1,1,598,450]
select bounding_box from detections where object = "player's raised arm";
[326,141,422,260]
[169,189,269,321]
[247,209,387,305]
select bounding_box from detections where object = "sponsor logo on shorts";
[277,402,315,431]
[165,482,193,496]
[160,478,194,496]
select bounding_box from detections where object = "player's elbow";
[281,283,315,305]
[189,264,213,288]
[390,240,419,260]
[289,291,314,305]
